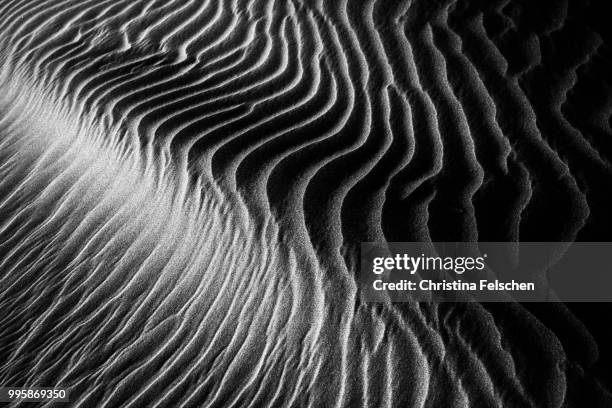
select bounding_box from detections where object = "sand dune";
[0,0,611,406]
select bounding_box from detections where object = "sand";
[0,0,611,406]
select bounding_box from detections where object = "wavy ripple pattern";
[0,0,611,407]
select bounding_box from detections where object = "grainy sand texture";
[0,0,611,407]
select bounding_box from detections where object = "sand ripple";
[1,0,611,406]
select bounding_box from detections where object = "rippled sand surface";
[1,0,611,406]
